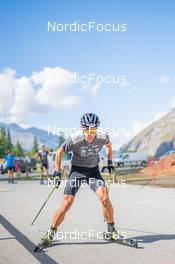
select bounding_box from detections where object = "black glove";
[53,170,61,188]
[107,160,115,173]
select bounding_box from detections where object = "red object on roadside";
[171,160,175,166]
[15,162,21,171]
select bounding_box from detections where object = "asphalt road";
[0,180,175,264]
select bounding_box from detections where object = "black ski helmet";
[80,113,100,128]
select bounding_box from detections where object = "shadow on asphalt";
[133,234,175,243]
[0,215,58,264]
[49,239,144,249]
[119,227,175,243]
[50,240,111,247]
[0,237,15,240]
[51,234,175,247]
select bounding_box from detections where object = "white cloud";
[9,76,37,123]
[31,67,76,108]
[59,96,80,109]
[0,67,80,123]
[160,74,170,83]
[82,82,101,97]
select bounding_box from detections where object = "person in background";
[15,161,21,177]
[4,150,15,184]
[47,149,55,177]
[38,144,49,184]
[25,156,31,177]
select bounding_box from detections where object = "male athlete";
[38,144,49,184]
[37,113,119,247]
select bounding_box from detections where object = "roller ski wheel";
[34,233,53,253]
[103,232,138,248]
[34,243,47,253]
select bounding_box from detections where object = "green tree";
[6,128,13,150]
[31,136,38,154]
[0,126,7,158]
[13,140,24,156]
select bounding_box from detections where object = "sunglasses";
[83,128,97,135]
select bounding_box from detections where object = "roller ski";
[103,231,138,248]
[103,223,138,248]
[34,227,56,253]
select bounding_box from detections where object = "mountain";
[120,107,175,158]
[0,122,60,150]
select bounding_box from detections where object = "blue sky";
[0,0,175,148]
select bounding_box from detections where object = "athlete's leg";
[11,168,14,182]
[92,173,122,237]
[51,171,83,228]
[9,168,14,182]
[40,165,44,184]
[51,194,75,228]
[38,170,85,247]
[88,168,114,223]
[7,169,11,183]
[96,186,114,223]
[45,165,49,180]
[37,194,75,249]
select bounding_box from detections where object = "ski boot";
[34,227,57,252]
[103,222,138,248]
[105,222,124,240]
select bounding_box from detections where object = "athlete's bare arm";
[104,141,112,160]
[55,147,65,171]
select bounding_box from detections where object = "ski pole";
[31,186,56,226]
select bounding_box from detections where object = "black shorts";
[41,163,48,170]
[64,165,106,196]
[7,167,14,171]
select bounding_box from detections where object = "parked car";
[24,156,37,171]
[48,151,72,174]
[14,158,27,173]
[0,163,6,174]
[113,152,148,167]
